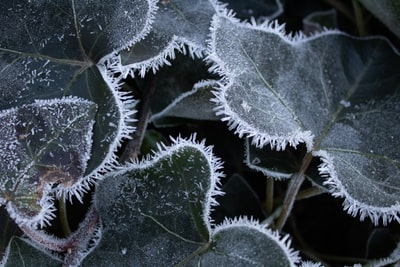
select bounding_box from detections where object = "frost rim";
[212,217,301,266]
[111,134,225,235]
[316,150,400,226]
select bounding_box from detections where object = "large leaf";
[0,97,96,226]
[0,0,155,204]
[207,14,400,225]
[80,137,301,266]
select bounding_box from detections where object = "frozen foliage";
[207,12,400,225]
[198,217,300,266]
[118,0,224,77]
[0,97,96,227]
[0,0,157,62]
[82,135,225,266]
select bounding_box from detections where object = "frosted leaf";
[0,97,96,227]
[119,0,220,77]
[0,0,152,198]
[191,217,300,266]
[207,15,400,224]
[302,9,338,35]
[81,136,224,266]
[0,0,156,62]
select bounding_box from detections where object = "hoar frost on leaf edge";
[97,0,159,64]
[115,0,230,79]
[315,150,400,226]
[57,61,138,203]
[206,12,346,152]
[213,216,301,266]
[113,134,225,234]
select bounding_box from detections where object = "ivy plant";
[0,0,399,266]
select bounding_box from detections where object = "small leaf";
[193,218,300,266]
[207,14,400,224]
[0,97,96,227]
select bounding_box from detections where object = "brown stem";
[119,73,157,162]
[274,152,314,231]
[265,178,274,216]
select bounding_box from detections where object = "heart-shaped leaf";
[207,14,400,225]
[0,97,96,227]
[81,136,224,265]
[79,136,301,266]
[0,0,156,214]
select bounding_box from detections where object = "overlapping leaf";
[79,137,300,266]
[207,14,400,224]
[0,0,156,224]
[0,98,96,226]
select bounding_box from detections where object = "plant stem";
[274,152,314,231]
[120,73,157,162]
[352,0,367,36]
[59,196,72,237]
[265,178,274,216]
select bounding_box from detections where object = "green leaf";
[81,136,223,266]
[1,237,61,267]
[81,136,301,266]
[192,218,300,266]
[0,98,96,227]
[207,14,400,225]
[359,0,400,39]
[0,0,155,204]
[119,0,219,77]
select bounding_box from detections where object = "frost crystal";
[0,97,97,227]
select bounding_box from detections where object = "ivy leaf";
[119,0,220,77]
[207,14,400,225]
[192,218,300,266]
[80,136,301,266]
[359,0,400,39]
[0,98,96,227]
[0,0,156,203]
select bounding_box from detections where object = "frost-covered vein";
[169,3,202,32]
[325,147,400,165]
[0,48,87,68]
[314,54,373,148]
[140,212,204,245]
[237,40,306,130]
[71,0,88,60]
